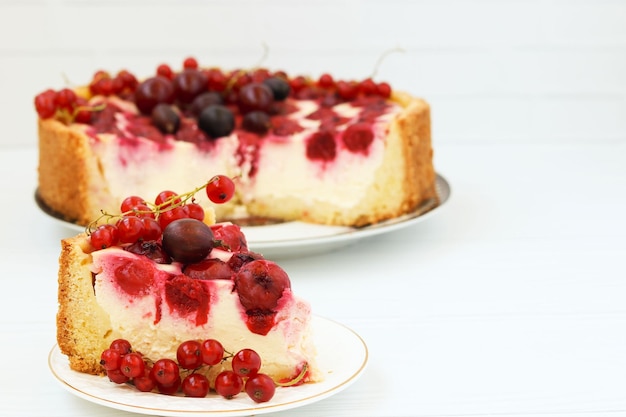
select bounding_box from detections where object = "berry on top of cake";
[35,57,438,228]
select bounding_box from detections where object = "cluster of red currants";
[100,338,278,403]
[34,88,94,122]
[89,175,235,251]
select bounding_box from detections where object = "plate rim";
[48,315,368,417]
[36,173,450,250]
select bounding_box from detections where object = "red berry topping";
[306,130,337,161]
[173,68,208,104]
[342,122,375,153]
[182,56,199,69]
[183,258,233,280]
[161,218,214,264]
[90,224,119,249]
[34,89,57,119]
[156,63,174,80]
[134,76,175,115]
[54,88,77,112]
[234,259,291,312]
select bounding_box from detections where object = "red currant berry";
[176,340,204,370]
[141,217,162,241]
[336,80,359,101]
[154,190,180,208]
[126,203,155,219]
[245,373,276,403]
[156,376,182,395]
[214,370,244,399]
[116,69,139,92]
[317,73,335,89]
[232,348,261,378]
[200,339,224,366]
[107,368,130,384]
[156,64,174,80]
[116,216,145,243]
[182,373,209,397]
[90,224,119,250]
[100,348,122,371]
[34,89,57,119]
[376,81,392,98]
[54,88,77,112]
[133,366,156,392]
[186,203,205,221]
[157,206,189,230]
[206,175,235,204]
[120,195,146,213]
[183,57,199,69]
[109,339,132,355]
[150,358,180,386]
[358,78,378,96]
[73,97,92,124]
[120,352,145,378]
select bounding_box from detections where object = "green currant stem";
[275,363,309,387]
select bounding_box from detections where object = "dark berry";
[134,76,175,115]
[173,68,208,105]
[189,92,224,117]
[162,218,215,264]
[242,111,271,135]
[238,82,274,113]
[151,103,180,134]
[198,105,235,139]
[263,76,291,101]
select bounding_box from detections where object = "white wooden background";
[2,0,625,149]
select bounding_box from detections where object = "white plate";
[49,315,368,417]
[36,174,450,258]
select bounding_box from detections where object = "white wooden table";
[1,142,624,417]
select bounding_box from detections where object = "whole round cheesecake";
[35,57,438,227]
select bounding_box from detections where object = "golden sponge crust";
[57,234,112,375]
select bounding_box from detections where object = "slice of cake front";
[56,183,319,400]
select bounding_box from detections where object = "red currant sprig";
[87,175,236,250]
[99,338,307,402]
